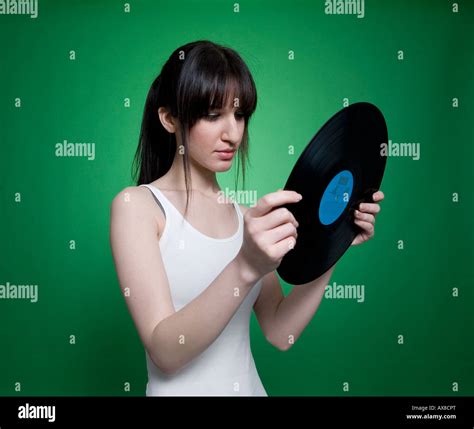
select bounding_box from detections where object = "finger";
[251,190,302,218]
[258,207,298,230]
[266,222,297,245]
[354,210,375,224]
[358,202,381,215]
[354,219,374,236]
[372,191,384,202]
[272,236,297,260]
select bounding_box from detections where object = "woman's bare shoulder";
[111,185,154,210]
[110,185,164,235]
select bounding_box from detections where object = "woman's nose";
[223,114,241,139]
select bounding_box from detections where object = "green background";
[0,0,472,396]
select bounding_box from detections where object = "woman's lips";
[215,150,235,160]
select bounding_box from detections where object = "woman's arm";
[110,186,259,375]
[236,200,333,351]
[253,267,335,351]
[246,190,384,351]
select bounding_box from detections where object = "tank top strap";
[232,199,244,222]
[139,184,176,220]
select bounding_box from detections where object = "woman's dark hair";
[132,40,258,215]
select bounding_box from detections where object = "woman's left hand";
[351,190,385,246]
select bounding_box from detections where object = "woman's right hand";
[236,190,302,283]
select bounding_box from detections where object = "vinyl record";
[276,102,388,285]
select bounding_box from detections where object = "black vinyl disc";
[276,102,388,285]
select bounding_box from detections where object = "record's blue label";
[319,170,354,225]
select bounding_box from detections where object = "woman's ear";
[158,107,177,133]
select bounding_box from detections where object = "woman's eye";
[204,112,245,121]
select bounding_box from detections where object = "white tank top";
[140,184,267,396]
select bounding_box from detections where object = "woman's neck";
[159,153,221,196]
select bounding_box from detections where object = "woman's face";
[186,102,246,173]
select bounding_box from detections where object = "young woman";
[109,40,384,396]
